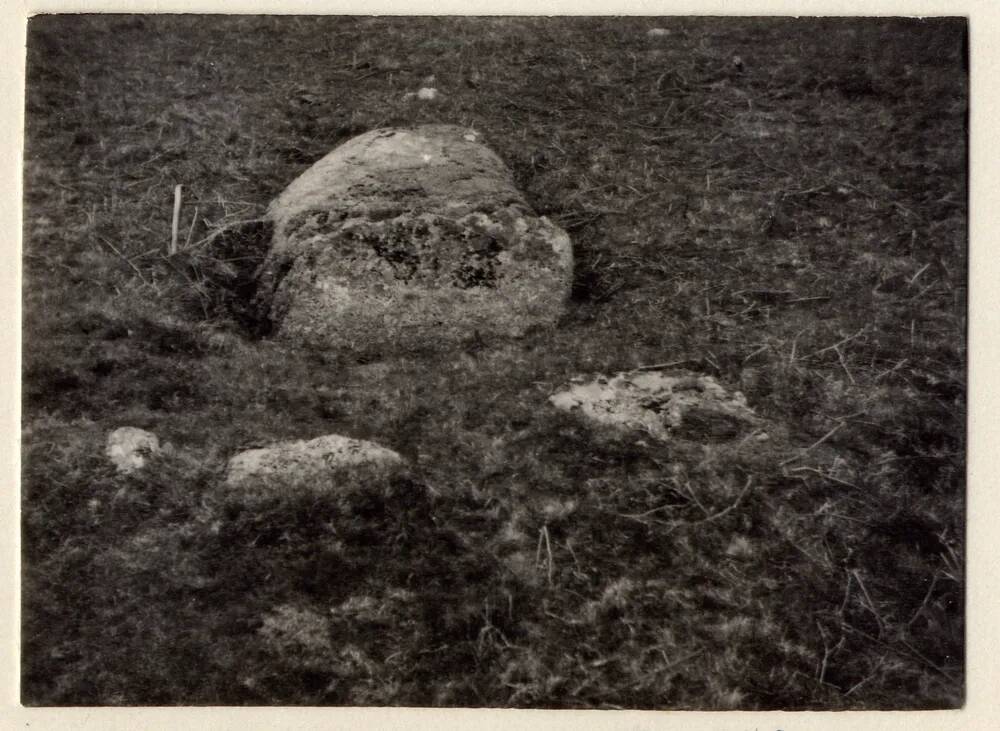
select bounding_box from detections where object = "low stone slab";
[257,125,573,349]
[550,370,759,442]
[106,426,160,474]
[225,434,404,491]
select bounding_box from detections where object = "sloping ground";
[21,16,966,708]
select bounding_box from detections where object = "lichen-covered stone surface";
[549,370,760,442]
[258,125,573,349]
[225,434,404,493]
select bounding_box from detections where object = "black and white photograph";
[18,11,969,713]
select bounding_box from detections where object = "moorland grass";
[22,15,966,708]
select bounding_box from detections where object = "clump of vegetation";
[22,16,965,708]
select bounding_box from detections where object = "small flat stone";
[225,433,404,491]
[550,369,758,442]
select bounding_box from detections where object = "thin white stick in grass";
[170,184,183,255]
[542,526,554,586]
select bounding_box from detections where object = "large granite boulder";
[257,125,573,349]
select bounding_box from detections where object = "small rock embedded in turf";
[225,433,404,490]
[106,426,161,474]
[647,28,670,37]
[257,125,574,350]
[402,87,441,102]
[549,370,758,442]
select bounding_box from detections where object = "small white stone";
[106,427,161,474]
[647,28,670,37]
[416,87,439,101]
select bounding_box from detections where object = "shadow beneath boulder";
[167,218,275,337]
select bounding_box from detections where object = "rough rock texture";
[106,427,160,474]
[225,434,404,491]
[550,370,759,442]
[257,125,573,349]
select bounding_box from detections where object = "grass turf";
[21,15,966,708]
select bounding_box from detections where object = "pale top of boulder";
[267,125,525,248]
[225,433,404,489]
[106,426,161,474]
